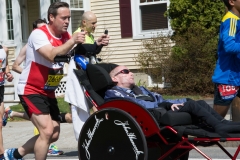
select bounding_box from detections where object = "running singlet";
[17,25,71,98]
[0,45,6,86]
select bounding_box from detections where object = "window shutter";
[119,0,132,38]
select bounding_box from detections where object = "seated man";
[104,65,240,137]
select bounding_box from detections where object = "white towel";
[71,104,89,140]
[64,57,90,140]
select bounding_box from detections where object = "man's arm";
[95,33,110,54]
[221,19,240,54]
[12,44,27,74]
[3,46,13,82]
[37,31,85,62]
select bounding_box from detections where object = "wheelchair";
[66,57,240,160]
[72,63,240,160]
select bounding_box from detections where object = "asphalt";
[2,121,78,150]
[2,98,240,155]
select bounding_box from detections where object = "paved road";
[3,121,78,159]
[3,98,237,160]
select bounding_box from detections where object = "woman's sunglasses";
[114,69,130,76]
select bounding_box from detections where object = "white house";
[0,0,171,106]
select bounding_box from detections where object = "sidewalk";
[2,121,78,149]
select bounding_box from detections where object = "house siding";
[90,0,142,70]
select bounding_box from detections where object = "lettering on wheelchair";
[82,115,104,160]
[114,120,144,159]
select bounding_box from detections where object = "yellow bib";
[34,127,39,135]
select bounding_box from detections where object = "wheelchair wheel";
[78,108,148,160]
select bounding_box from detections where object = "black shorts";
[213,83,240,106]
[19,94,60,121]
[0,85,4,103]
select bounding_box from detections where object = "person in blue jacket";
[212,0,240,117]
[105,65,240,136]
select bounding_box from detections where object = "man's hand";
[6,72,13,82]
[72,31,86,44]
[171,103,183,111]
[96,34,110,46]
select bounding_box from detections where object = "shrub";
[164,24,218,95]
[135,32,173,84]
[164,0,225,95]
[136,0,226,96]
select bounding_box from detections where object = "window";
[70,0,85,33]
[50,0,60,3]
[6,0,14,40]
[130,0,170,39]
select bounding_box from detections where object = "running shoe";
[2,110,12,126]
[2,108,12,126]
[5,107,12,119]
[4,148,23,160]
[47,144,64,156]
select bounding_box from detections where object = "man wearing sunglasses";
[105,65,240,137]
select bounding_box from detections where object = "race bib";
[218,84,239,100]
[44,67,64,91]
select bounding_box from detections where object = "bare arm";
[12,44,27,74]
[38,32,85,62]
[3,46,9,73]
[96,34,110,46]
[3,46,13,82]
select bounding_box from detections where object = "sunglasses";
[114,69,130,76]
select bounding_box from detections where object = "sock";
[59,113,67,123]
[13,148,23,159]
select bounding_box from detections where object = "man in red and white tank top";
[4,2,85,160]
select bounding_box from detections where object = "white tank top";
[17,25,71,97]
